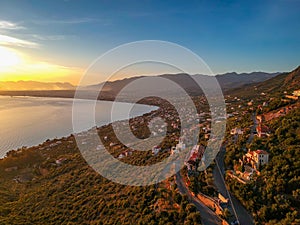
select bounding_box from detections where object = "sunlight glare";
[0,47,21,69]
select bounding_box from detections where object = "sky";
[0,0,300,85]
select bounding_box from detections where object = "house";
[256,124,270,138]
[256,115,265,123]
[152,146,161,155]
[189,151,199,162]
[230,127,243,135]
[285,95,299,100]
[124,150,132,157]
[204,133,210,139]
[243,150,269,170]
[293,89,300,97]
[171,146,179,155]
[176,141,186,151]
[218,193,229,204]
[56,158,67,166]
[151,131,158,136]
[242,165,255,180]
[185,145,205,171]
[118,153,125,159]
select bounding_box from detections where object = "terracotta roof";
[189,152,199,161]
[256,124,270,133]
[246,151,255,157]
[255,150,269,155]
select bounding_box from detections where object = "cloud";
[31,17,101,25]
[18,61,79,76]
[31,34,67,41]
[0,20,25,30]
[0,35,39,48]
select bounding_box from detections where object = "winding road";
[213,112,257,225]
[174,113,257,224]
[176,172,222,225]
[213,147,254,225]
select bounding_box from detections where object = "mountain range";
[0,72,279,92]
[229,66,300,97]
[84,72,280,97]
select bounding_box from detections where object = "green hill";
[228,66,300,97]
[0,126,201,225]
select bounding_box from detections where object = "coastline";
[0,90,160,106]
[0,93,159,159]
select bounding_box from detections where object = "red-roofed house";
[189,152,199,162]
[244,150,269,170]
[185,145,205,171]
[256,124,270,138]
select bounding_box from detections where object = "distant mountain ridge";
[84,72,279,97]
[0,71,280,93]
[215,71,280,89]
[228,66,300,97]
[0,81,75,91]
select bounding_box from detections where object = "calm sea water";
[0,96,156,158]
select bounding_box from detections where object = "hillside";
[222,66,300,224]
[0,72,279,102]
[228,66,300,97]
[0,67,298,224]
[85,72,279,96]
[215,71,279,89]
[0,103,202,225]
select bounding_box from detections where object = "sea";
[0,96,156,158]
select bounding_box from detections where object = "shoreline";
[0,90,160,106]
[0,94,159,159]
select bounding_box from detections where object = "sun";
[0,46,21,68]
[0,46,81,84]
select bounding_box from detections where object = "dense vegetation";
[0,139,203,225]
[1,67,300,224]
[225,108,300,224]
[0,99,204,225]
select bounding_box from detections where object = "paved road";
[213,147,254,225]
[176,172,222,225]
[247,112,257,145]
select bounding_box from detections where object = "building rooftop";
[255,149,269,155]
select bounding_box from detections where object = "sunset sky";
[0,0,300,85]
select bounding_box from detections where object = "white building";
[293,89,300,97]
[152,146,161,155]
[244,150,269,170]
[176,141,186,151]
[230,127,243,135]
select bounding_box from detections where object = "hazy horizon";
[0,68,286,87]
[1,0,300,85]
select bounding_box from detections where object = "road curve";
[176,173,222,225]
[213,147,254,225]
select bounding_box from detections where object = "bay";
[0,96,156,158]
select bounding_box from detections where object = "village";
[2,87,299,225]
[224,88,300,184]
